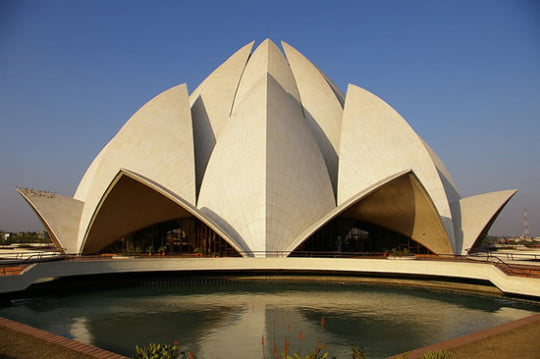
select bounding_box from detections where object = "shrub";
[351,347,368,359]
[420,350,453,359]
[389,248,414,257]
[132,342,197,359]
[133,343,177,359]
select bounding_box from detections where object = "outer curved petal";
[282,41,343,195]
[189,41,254,126]
[420,138,461,202]
[287,170,452,255]
[76,84,195,253]
[73,146,105,201]
[338,84,456,251]
[454,189,517,254]
[82,169,247,255]
[17,188,83,254]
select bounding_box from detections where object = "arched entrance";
[99,217,240,257]
[292,217,432,256]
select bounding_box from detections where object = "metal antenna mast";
[523,208,530,239]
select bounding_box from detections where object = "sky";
[0,0,538,236]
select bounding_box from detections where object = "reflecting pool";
[1,279,538,358]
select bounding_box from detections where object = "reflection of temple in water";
[1,283,531,358]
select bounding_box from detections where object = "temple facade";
[17,39,516,257]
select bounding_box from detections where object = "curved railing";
[0,249,64,261]
[471,250,540,261]
[0,249,65,275]
[467,250,540,277]
[1,249,539,278]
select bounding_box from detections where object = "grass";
[0,326,95,359]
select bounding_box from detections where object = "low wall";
[1,257,539,298]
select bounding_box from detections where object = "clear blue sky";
[1,0,538,236]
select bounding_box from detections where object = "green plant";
[389,248,413,257]
[280,344,329,359]
[274,317,335,359]
[132,342,195,359]
[279,319,366,359]
[420,350,453,359]
[132,343,178,359]
[124,246,144,256]
[351,347,367,359]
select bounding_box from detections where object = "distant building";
[17,39,516,257]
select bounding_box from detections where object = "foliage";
[278,345,368,359]
[389,248,414,257]
[0,231,53,245]
[270,317,369,359]
[133,343,178,359]
[280,344,329,359]
[132,342,196,359]
[123,246,143,256]
[479,235,499,245]
[419,350,453,359]
[351,347,368,359]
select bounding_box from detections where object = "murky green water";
[1,280,538,358]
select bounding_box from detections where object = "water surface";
[1,280,538,358]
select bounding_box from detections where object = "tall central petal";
[197,40,335,256]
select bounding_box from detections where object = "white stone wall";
[2,258,539,298]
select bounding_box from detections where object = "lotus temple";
[3,40,539,359]
[16,39,516,259]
